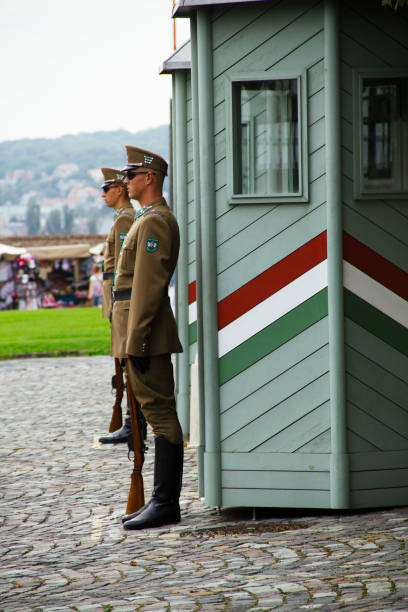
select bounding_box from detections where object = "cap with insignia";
[121,146,168,176]
[100,167,126,189]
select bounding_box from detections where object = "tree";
[45,208,62,235]
[382,0,408,8]
[26,202,41,235]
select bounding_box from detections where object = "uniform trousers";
[126,354,183,445]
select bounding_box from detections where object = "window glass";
[235,79,299,195]
[362,77,407,193]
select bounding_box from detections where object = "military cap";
[121,146,168,176]
[100,167,126,188]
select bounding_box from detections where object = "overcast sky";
[1,0,190,143]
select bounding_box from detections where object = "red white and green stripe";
[343,233,408,358]
[187,231,408,385]
[188,281,198,345]
[218,232,328,384]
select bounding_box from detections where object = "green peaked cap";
[100,167,126,188]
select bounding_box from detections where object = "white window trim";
[225,71,309,205]
[353,67,408,200]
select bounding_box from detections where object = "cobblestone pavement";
[0,356,407,612]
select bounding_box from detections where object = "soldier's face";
[102,185,120,208]
[125,171,148,200]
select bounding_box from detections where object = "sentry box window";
[354,69,408,199]
[226,73,308,204]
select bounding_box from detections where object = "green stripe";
[219,289,328,385]
[189,320,198,345]
[344,290,408,358]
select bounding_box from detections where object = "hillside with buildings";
[0,126,169,237]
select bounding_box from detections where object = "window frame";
[225,71,309,205]
[353,67,408,200]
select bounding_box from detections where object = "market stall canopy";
[0,234,106,261]
[0,243,27,261]
[23,244,93,260]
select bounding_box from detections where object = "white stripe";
[343,262,408,329]
[218,260,328,357]
[189,300,197,325]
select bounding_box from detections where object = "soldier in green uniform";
[111,146,183,530]
[98,168,135,444]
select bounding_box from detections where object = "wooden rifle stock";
[108,358,124,432]
[125,374,145,513]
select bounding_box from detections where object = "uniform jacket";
[111,197,182,358]
[101,204,134,319]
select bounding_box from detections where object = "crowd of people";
[0,252,101,311]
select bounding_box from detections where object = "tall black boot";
[99,408,132,444]
[123,436,183,530]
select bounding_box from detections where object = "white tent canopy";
[0,243,27,261]
[0,242,97,261]
[23,244,93,260]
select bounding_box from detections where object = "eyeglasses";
[102,184,118,193]
[126,170,154,180]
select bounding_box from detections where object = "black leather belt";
[103,272,114,280]
[113,288,132,301]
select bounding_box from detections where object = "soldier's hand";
[128,354,150,374]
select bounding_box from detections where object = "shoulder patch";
[146,238,159,253]
[119,232,127,247]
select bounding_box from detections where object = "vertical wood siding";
[341,0,408,506]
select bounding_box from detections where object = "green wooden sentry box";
[166,0,408,510]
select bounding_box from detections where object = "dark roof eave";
[173,0,265,17]
[159,60,191,74]
[159,39,191,74]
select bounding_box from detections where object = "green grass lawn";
[0,307,110,358]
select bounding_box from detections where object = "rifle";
[108,358,124,432]
[125,374,145,513]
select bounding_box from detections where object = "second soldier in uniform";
[98,168,135,442]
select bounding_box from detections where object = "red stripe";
[218,232,327,330]
[343,233,408,302]
[188,281,196,305]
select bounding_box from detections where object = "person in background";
[88,264,103,307]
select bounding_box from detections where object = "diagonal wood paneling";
[342,3,408,66]
[345,319,408,384]
[217,178,326,273]
[347,348,408,412]
[222,373,330,452]
[348,401,408,451]
[220,317,328,410]
[347,373,408,440]
[213,0,322,80]
[255,400,331,453]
